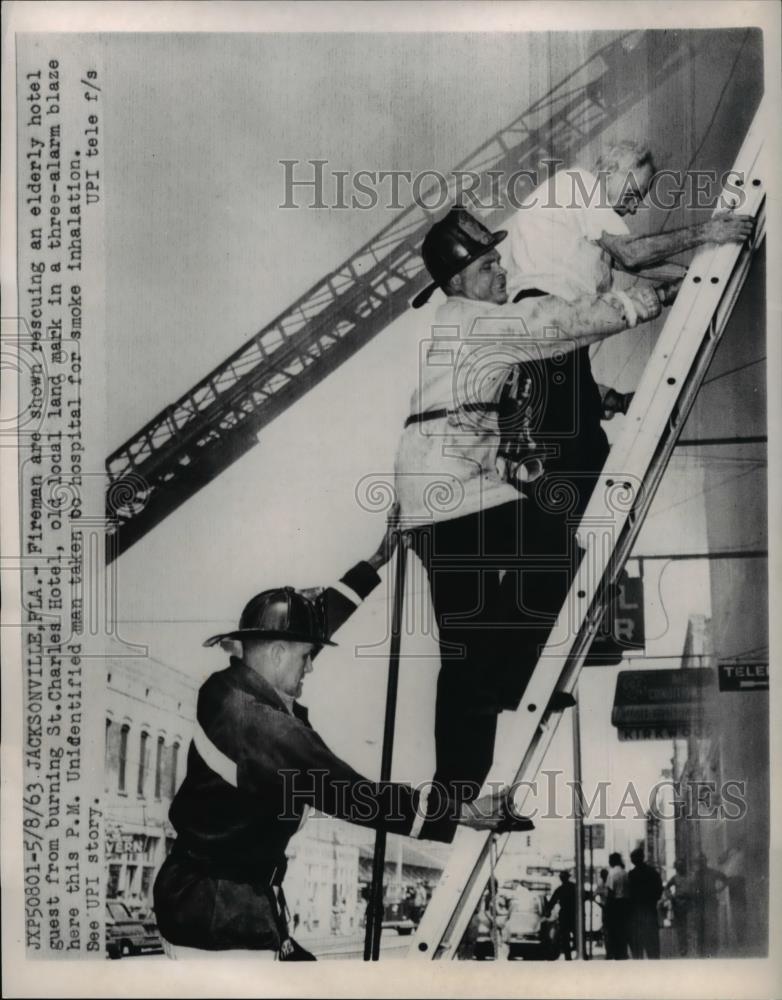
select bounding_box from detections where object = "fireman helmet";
[203,586,335,648]
[411,207,507,309]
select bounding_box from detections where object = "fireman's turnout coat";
[153,561,451,951]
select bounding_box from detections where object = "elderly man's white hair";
[595,140,655,175]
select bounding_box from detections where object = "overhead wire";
[659,29,753,232]
[593,27,752,380]
[701,356,765,387]
[645,462,766,519]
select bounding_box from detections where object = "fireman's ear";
[447,272,463,295]
[270,640,286,666]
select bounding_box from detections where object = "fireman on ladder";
[396,206,679,838]
[153,511,514,960]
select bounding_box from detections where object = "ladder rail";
[408,97,766,960]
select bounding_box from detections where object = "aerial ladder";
[105,31,693,560]
[406,97,766,960]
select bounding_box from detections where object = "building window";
[137,731,150,797]
[169,741,180,799]
[105,718,122,791]
[154,736,165,799]
[118,724,130,793]
[125,864,138,897]
[107,864,121,899]
[141,866,155,902]
[105,718,112,771]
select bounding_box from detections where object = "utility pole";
[572,691,586,959]
[363,534,408,961]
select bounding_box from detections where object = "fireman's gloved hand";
[367,501,404,571]
[627,284,662,324]
[602,388,634,420]
[656,279,683,306]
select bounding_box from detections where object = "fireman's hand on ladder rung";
[656,279,684,306]
[367,502,405,571]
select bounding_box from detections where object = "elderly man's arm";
[598,212,754,271]
[615,262,689,285]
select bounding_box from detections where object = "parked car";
[105,900,164,958]
[504,886,558,960]
[381,891,416,935]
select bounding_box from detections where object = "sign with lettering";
[584,824,605,850]
[718,662,768,691]
[611,667,716,739]
[586,572,645,663]
[617,725,691,742]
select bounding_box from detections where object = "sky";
[99,28,763,865]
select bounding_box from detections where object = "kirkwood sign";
[611,666,716,741]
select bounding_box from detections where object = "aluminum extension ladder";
[409,97,767,961]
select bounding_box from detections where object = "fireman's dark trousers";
[409,495,583,833]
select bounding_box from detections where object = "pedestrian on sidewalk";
[665,859,693,957]
[628,847,663,959]
[544,870,577,960]
[604,852,630,959]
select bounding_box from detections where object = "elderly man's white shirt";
[506,168,630,301]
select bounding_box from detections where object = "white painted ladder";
[408,97,767,961]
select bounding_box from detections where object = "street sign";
[611,667,715,739]
[586,572,645,664]
[584,824,605,850]
[718,662,768,691]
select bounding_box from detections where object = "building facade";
[104,657,198,907]
[671,251,769,958]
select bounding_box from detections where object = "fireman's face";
[275,641,315,698]
[452,249,508,304]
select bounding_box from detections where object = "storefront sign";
[611,667,715,739]
[586,572,645,663]
[718,662,768,691]
[584,824,605,849]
